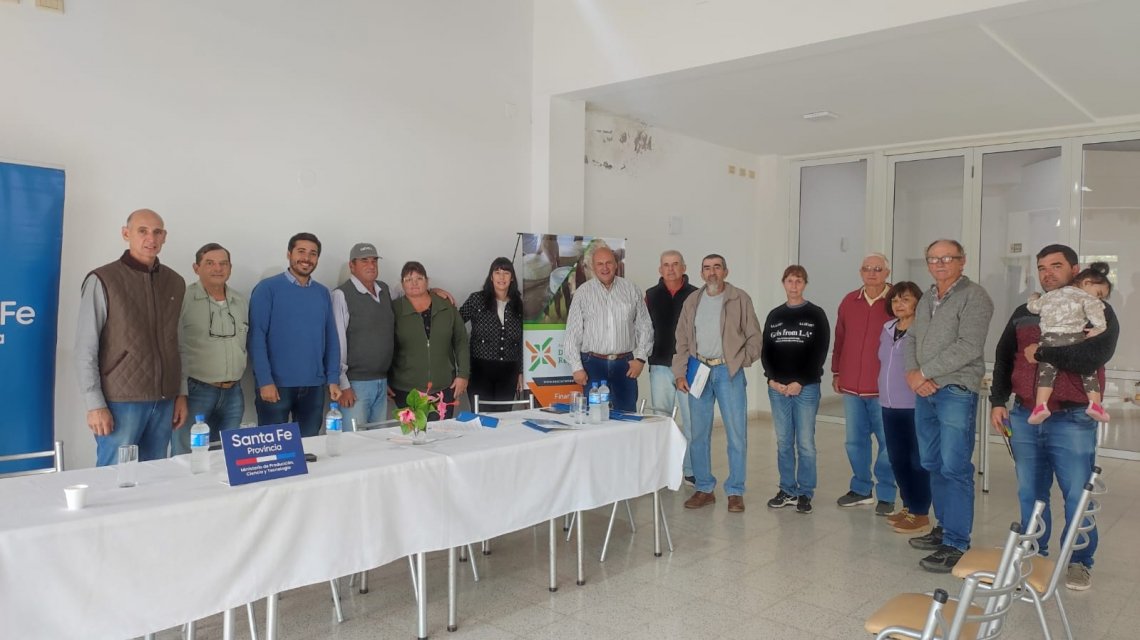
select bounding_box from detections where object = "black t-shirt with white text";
[761,301,831,385]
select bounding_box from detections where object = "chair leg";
[1031,595,1054,640]
[482,538,492,555]
[359,570,369,594]
[459,544,468,562]
[565,512,576,542]
[624,499,636,533]
[246,603,259,640]
[563,512,572,531]
[600,502,620,562]
[329,580,344,623]
[184,620,196,639]
[467,544,480,582]
[1056,593,1073,640]
[660,502,674,552]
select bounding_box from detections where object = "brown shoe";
[727,495,745,513]
[893,513,932,534]
[886,507,910,525]
[684,491,716,509]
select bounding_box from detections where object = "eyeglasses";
[209,305,236,338]
[860,266,886,273]
[926,255,964,265]
[402,275,427,283]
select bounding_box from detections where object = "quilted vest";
[91,251,185,402]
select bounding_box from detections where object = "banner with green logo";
[515,234,626,406]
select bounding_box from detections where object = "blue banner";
[0,162,66,474]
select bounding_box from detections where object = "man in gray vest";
[332,242,396,428]
[75,209,187,466]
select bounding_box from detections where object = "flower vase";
[411,428,428,444]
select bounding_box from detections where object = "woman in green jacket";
[390,261,470,420]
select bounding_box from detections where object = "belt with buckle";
[191,377,239,389]
[697,355,726,366]
[586,351,633,361]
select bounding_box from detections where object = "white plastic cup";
[64,484,88,510]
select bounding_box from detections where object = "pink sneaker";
[1027,404,1051,425]
[1086,402,1110,423]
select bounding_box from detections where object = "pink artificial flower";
[398,408,416,424]
[435,401,448,417]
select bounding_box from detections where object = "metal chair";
[596,400,675,561]
[470,393,535,558]
[0,441,63,478]
[953,467,1106,640]
[865,518,1036,639]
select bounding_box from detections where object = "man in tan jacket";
[672,254,762,512]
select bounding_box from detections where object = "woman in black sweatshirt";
[761,265,831,515]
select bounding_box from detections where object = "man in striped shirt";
[564,246,653,412]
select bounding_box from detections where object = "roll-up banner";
[0,162,66,474]
[514,234,627,407]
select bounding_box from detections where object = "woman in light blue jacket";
[878,282,932,535]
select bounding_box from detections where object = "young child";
[1026,262,1113,424]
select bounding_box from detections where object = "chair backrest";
[955,521,1037,639]
[636,398,679,419]
[1038,465,1105,599]
[473,394,534,413]
[0,441,64,479]
[880,522,1031,640]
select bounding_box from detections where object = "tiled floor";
[160,416,1140,639]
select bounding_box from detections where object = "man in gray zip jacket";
[904,239,993,573]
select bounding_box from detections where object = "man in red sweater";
[832,253,897,514]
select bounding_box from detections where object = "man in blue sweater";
[248,232,342,436]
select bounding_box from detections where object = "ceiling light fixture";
[802,111,839,122]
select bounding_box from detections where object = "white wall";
[532,0,1031,95]
[0,0,533,467]
[583,108,780,412]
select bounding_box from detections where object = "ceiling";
[567,0,1140,156]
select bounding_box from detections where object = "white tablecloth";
[0,413,684,639]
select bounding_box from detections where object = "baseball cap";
[350,243,380,260]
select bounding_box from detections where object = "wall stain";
[586,116,656,172]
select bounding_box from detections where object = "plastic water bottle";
[598,379,611,421]
[190,414,210,474]
[588,383,602,424]
[326,403,343,457]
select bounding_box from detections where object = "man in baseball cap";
[331,242,395,428]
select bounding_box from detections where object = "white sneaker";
[1065,563,1091,591]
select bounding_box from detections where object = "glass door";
[1079,137,1140,454]
[795,159,869,420]
[888,153,969,291]
[975,145,1066,355]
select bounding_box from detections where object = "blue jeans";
[95,400,175,467]
[689,364,749,495]
[882,407,931,516]
[342,378,389,428]
[580,353,637,412]
[1009,404,1098,567]
[767,383,820,498]
[172,379,245,455]
[255,385,325,437]
[915,385,978,551]
[843,395,896,502]
[650,364,692,477]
